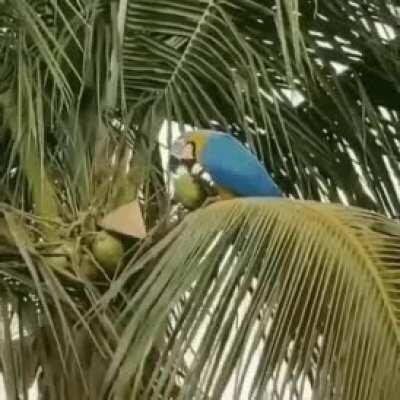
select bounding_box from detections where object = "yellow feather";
[216,186,235,199]
[187,131,236,199]
[187,131,208,161]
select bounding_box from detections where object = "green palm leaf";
[121,0,400,213]
[0,205,118,399]
[106,199,400,399]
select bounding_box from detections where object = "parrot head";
[170,131,210,163]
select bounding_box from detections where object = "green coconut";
[173,174,206,210]
[79,255,99,280]
[91,231,124,272]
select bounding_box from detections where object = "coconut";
[79,255,99,280]
[91,230,124,272]
[173,174,206,210]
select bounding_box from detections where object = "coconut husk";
[98,200,146,239]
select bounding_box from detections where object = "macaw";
[171,130,282,200]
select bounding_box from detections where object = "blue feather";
[200,132,282,197]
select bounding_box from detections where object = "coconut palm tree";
[0,0,399,399]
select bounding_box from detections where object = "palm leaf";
[105,199,400,399]
[1,1,400,398]
[120,0,400,214]
[0,288,115,400]
[0,204,119,399]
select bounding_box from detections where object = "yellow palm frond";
[106,198,400,400]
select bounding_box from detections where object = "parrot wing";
[200,133,282,197]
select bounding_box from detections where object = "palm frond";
[105,199,400,399]
[0,204,118,399]
[120,0,400,214]
[1,2,400,398]
[0,288,115,400]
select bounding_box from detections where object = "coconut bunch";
[48,132,146,281]
[0,73,150,286]
[0,113,148,285]
[0,0,153,286]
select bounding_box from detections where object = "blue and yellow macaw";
[171,130,282,200]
